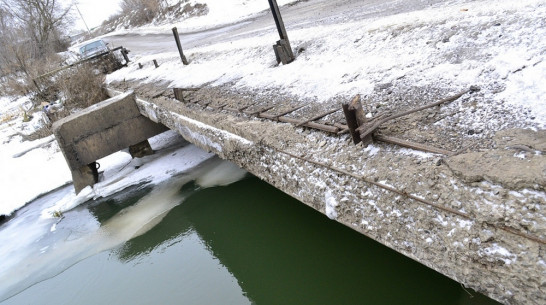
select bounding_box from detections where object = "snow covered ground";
[0,96,70,216]
[105,0,545,131]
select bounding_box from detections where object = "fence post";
[268,0,295,64]
[120,47,130,64]
[172,27,189,65]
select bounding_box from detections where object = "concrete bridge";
[52,88,545,305]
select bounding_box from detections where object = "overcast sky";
[67,0,122,32]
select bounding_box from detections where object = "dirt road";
[105,0,451,55]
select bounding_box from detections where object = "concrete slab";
[52,91,168,193]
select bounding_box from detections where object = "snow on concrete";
[479,243,517,265]
[107,0,546,130]
[325,189,338,219]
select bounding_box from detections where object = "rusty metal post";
[120,48,130,64]
[268,0,295,64]
[172,27,189,65]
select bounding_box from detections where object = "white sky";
[68,0,122,32]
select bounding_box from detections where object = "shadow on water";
[112,181,198,262]
[86,183,154,224]
[115,177,500,305]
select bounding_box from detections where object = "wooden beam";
[374,134,454,155]
[349,95,373,145]
[342,101,361,144]
[295,108,340,127]
[357,90,469,140]
[245,106,275,116]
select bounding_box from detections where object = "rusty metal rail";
[172,87,464,155]
[356,89,470,140]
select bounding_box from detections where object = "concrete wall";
[52,92,168,192]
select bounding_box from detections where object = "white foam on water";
[196,161,247,188]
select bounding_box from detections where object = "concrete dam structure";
[52,86,545,305]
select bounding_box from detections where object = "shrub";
[120,0,164,27]
[57,63,108,112]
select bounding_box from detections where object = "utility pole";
[268,0,295,65]
[74,3,91,35]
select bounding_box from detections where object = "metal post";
[268,0,295,64]
[121,48,130,64]
[172,27,189,65]
[153,60,159,68]
[74,4,91,35]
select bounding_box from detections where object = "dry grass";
[57,63,109,111]
[120,0,163,26]
[0,112,16,124]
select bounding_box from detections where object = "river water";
[0,157,500,304]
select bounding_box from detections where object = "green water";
[2,176,499,305]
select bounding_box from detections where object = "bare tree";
[0,0,72,96]
[1,0,72,57]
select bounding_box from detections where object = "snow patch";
[480,243,517,265]
[399,148,434,159]
[196,161,247,188]
[325,190,338,220]
[458,219,473,229]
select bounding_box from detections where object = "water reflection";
[169,178,500,305]
[111,177,500,305]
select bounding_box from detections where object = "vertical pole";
[173,88,185,102]
[121,48,130,64]
[342,95,374,146]
[342,103,361,145]
[74,4,92,35]
[153,60,159,68]
[268,0,295,64]
[172,27,189,65]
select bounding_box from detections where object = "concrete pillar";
[129,140,154,158]
[52,91,169,194]
[72,162,99,194]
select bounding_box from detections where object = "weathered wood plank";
[342,102,361,144]
[374,134,454,155]
[295,108,340,127]
[348,95,373,145]
[245,106,275,116]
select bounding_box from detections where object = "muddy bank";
[107,80,545,305]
